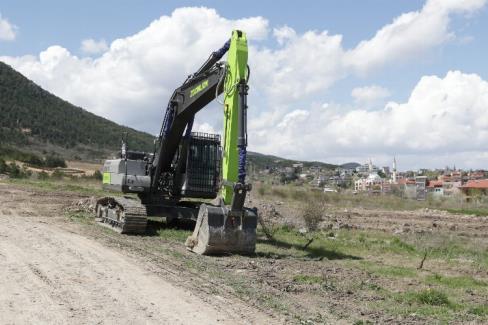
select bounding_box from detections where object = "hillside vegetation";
[0,61,154,155]
[248,151,338,170]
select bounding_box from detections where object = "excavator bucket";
[185,203,257,255]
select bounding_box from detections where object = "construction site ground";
[1,179,487,324]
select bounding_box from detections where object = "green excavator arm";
[186,30,256,255]
[222,30,248,204]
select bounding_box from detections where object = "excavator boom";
[222,30,249,204]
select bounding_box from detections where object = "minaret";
[368,158,373,172]
[392,156,397,183]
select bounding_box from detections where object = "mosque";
[354,157,398,192]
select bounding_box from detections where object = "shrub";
[51,169,64,179]
[7,162,21,178]
[301,201,324,231]
[6,163,30,178]
[23,153,45,167]
[38,171,50,180]
[93,170,103,180]
[0,158,7,174]
[45,155,67,168]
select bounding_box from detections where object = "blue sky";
[1,1,488,170]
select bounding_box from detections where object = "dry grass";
[256,183,488,216]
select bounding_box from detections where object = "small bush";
[38,171,50,180]
[301,202,324,231]
[51,169,64,179]
[93,170,103,180]
[415,289,451,306]
[5,162,31,179]
[7,163,22,178]
[23,153,45,167]
[45,155,67,168]
[0,158,7,174]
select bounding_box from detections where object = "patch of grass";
[271,188,288,199]
[359,261,417,278]
[258,293,290,313]
[469,304,488,316]
[390,237,416,254]
[359,281,383,292]
[293,274,323,284]
[289,189,308,201]
[426,273,487,289]
[415,289,451,306]
[445,208,488,217]
[66,211,94,225]
[353,321,373,325]
[146,218,193,243]
[157,228,191,243]
[256,226,360,260]
[293,274,337,291]
[332,230,419,258]
[378,289,458,322]
[399,289,452,307]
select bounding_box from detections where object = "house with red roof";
[459,179,488,195]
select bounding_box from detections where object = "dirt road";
[0,185,274,325]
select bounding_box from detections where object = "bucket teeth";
[186,204,257,255]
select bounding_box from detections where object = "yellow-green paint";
[222,30,248,204]
[102,172,111,184]
[190,79,209,98]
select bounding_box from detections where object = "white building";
[355,172,385,192]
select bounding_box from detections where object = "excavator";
[96,30,257,255]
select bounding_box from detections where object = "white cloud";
[273,25,296,45]
[0,13,17,41]
[351,85,390,105]
[193,122,217,134]
[345,0,487,74]
[81,38,109,54]
[251,30,345,104]
[251,71,488,167]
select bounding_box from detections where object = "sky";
[1,0,488,171]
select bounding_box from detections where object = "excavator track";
[96,197,147,234]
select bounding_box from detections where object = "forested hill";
[0,61,155,153]
[247,151,338,170]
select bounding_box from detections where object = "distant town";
[254,158,488,200]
